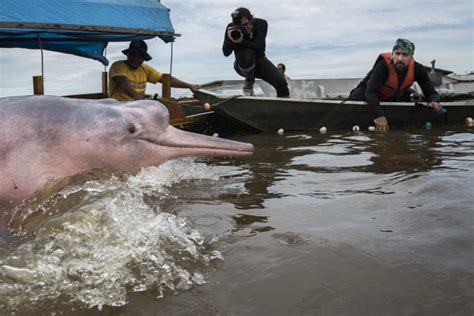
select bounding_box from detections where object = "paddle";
[429,60,443,87]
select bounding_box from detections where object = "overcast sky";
[0,0,472,98]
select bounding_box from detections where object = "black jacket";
[222,18,267,58]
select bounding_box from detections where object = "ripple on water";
[273,232,309,246]
[231,227,258,238]
[190,214,225,226]
[213,240,236,255]
[156,294,220,316]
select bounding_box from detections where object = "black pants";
[349,86,415,102]
[234,49,289,97]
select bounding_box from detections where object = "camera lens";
[230,29,242,40]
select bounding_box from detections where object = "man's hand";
[227,26,243,43]
[374,116,389,131]
[428,101,442,112]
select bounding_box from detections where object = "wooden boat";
[194,78,474,132]
[0,0,215,132]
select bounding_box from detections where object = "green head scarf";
[392,38,415,55]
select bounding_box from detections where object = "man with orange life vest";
[349,39,441,131]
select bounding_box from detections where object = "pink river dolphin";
[0,96,253,231]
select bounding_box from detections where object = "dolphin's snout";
[160,126,254,158]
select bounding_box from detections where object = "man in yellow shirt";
[109,40,200,101]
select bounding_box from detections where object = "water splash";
[0,159,223,312]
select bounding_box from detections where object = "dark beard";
[395,62,407,72]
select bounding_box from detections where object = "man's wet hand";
[428,102,442,112]
[374,116,389,131]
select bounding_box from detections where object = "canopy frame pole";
[169,41,174,76]
[104,46,108,73]
[102,47,108,97]
[39,37,44,78]
[161,40,174,98]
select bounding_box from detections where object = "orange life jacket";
[377,52,415,101]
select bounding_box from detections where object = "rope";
[209,94,241,107]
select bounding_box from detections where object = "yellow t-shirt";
[108,60,162,101]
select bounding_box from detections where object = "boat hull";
[209,96,474,131]
[194,78,474,132]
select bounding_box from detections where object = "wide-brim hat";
[122,40,152,61]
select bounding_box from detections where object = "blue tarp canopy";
[0,0,177,65]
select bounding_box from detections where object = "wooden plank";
[101,71,108,98]
[178,99,202,105]
[161,74,171,98]
[33,76,44,95]
[65,92,104,99]
[170,112,215,128]
[159,98,187,120]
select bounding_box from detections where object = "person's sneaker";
[243,81,254,96]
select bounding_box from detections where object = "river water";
[0,126,473,315]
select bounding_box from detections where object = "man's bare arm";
[164,76,200,92]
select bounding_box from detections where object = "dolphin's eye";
[127,124,136,134]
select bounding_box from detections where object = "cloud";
[1,0,472,97]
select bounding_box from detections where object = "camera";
[230,26,243,40]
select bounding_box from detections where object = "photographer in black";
[222,7,289,97]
